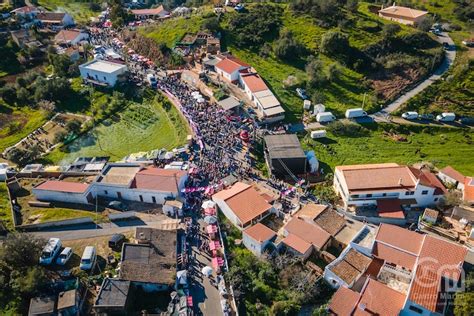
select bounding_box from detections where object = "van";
[402,112,419,120]
[108,234,125,250]
[345,108,367,119]
[316,112,336,123]
[40,238,62,265]
[436,112,456,122]
[146,73,157,87]
[80,246,97,271]
[56,247,73,266]
[311,130,327,139]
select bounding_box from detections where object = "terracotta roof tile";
[282,233,312,254]
[409,167,447,195]
[215,57,249,75]
[353,279,406,316]
[243,223,276,243]
[54,29,82,43]
[379,5,428,19]
[373,242,417,270]
[314,209,346,235]
[328,286,360,315]
[241,74,268,93]
[131,167,186,193]
[35,180,89,193]
[375,223,424,255]
[131,5,167,16]
[439,166,465,183]
[285,217,331,250]
[297,203,328,221]
[463,177,474,202]
[376,199,405,219]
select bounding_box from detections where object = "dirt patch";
[382,131,408,142]
[0,113,28,134]
[370,68,423,101]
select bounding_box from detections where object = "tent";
[201,266,213,277]
[209,241,221,251]
[201,200,216,209]
[204,208,216,216]
[206,225,218,234]
[204,216,217,224]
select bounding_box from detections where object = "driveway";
[372,32,456,122]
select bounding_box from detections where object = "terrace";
[377,263,412,294]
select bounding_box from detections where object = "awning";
[376,199,405,219]
[217,96,240,111]
[211,257,224,269]
[206,225,218,234]
[209,241,221,251]
[205,208,216,216]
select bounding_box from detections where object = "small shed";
[163,200,184,217]
[422,208,439,224]
[217,96,241,112]
[29,296,56,316]
[57,289,79,315]
[303,100,311,110]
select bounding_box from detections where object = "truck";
[311,130,327,139]
[316,112,336,123]
[146,73,157,88]
[436,112,456,122]
[345,108,367,119]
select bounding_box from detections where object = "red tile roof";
[373,242,417,270]
[215,57,249,75]
[285,217,331,250]
[282,233,312,254]
[463,177,474,202]
[409,167,447,195]
[375,223,425,255]
[353,279,406,316]
[409,235,467,312]
[213,182,272,225]
[11,6,38,14]
[131,167,186,193]
[376,199,405,219]
[241,74,268,93]
[328,286,360,315]
[131,5,167,16]
[439,166,465,183]
[37,12,66,22]
[54,29,82,43]
[35,180,89,193]
[243,223,276,243]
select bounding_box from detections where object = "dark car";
[419,113,435,120]
[108,234,125,250]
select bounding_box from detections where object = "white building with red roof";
[438,166,466,190]
[10,6,40,18]
[32,163,187,206]
[131,5,169,20]
[212,182,274,229]
[215,56,250,82]
[242,223,276,256]
[54,29,89,46]
[334,163,447,212]
[327,223,469,316]
[378,4,428,25]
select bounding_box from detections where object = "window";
[104,76,107,81]
[382,193,387,197]
[117,192,122,199]
[366,194,372,198]
[139,195,143,202]
[152,196,156,204]
[408,305,423,314]
[422,190,428,195]
[405,191,414,196]
[434,198,438,202]
[104,190,108,195]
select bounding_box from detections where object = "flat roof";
[97,165,141,185]
[254,90,280,109]
[29,296,56,315]
[94,278,130,308]
[80,59,127,74]
[217,96,240,111]
[57,290,77,310]
[264,134,306,159]
[263,105,285,116]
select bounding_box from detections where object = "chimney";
[358,303,366,311]
[398,178,403,186]
[393,2,396,7]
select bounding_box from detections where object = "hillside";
[142,2,443,121]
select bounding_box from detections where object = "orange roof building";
[334,163,447,210]
[212,182,273,229]
[131,5,169,18]
[378,5,428,25]
[463,177,474,205]
[54,29,88,45]
[215,56,250,82]
[243,223,276,256]
[284,217,331,251]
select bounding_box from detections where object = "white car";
[56,247,73,265]
[402,112,419,120]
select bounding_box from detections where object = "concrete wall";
[242,234,273,257]
[213,197,240,228]
[108,212,137,221]
[32,189,90,205]
[79,65,127,86]
[18,217,94,231]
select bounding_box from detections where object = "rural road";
[372,31,456,121]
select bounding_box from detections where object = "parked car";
[80,246,97,271]
[235,3,244,12]
[436,112,456,122]
[419,113,435,120]
[442,42,451,50]
[401,111,419,120]
[109,234,125,250]
[296,88,308,100]
[146,73,157,87]
[316,112,336,123]
[459,117,474,125]
[345,108,367,119]
[56,247,73,266]
[40,238,62,265]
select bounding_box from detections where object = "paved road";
[372,32,456,122]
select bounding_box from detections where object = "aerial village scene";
[0,0,473,315]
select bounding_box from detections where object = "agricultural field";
[37,0,102,24]
[301,123,474,175]
[45,97,189,163]
[0,182,13,231]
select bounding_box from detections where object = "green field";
[37,0,101,24]
[44,97,189,163]
[302,123,474,175]
[0,183,13,231]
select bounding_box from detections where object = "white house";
[240,73,285,123]
[54,29,89,46]
[334,163,447,209]
[10,6,40,19]
[212,182,273,229]
[378,5,428,25]
[79,60,128,86]
[33,164,188,206]
[33,180,93,205]
[242,223,276,256]
[131,5,170,20]
[215,56,250,82]
[438,166,466,190]
[36,12,74,28]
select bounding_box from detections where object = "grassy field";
[302,123,474,175]
[44,97,189,164]
[37,0,101,24]
[0,183,14,231]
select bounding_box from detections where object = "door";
[117,192,122,199]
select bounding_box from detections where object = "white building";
[438,166,466,190]
[242,223,276,256]
[131,5,170,20]
[334,163,447,209]
[212,182,273,229]
[36,12,74,28]
[378,5,428,25]
[54,29,89,46]
[215,56,249,82]
[79,60,127,86]
[33,164,188,206]
[240,73,285,123]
